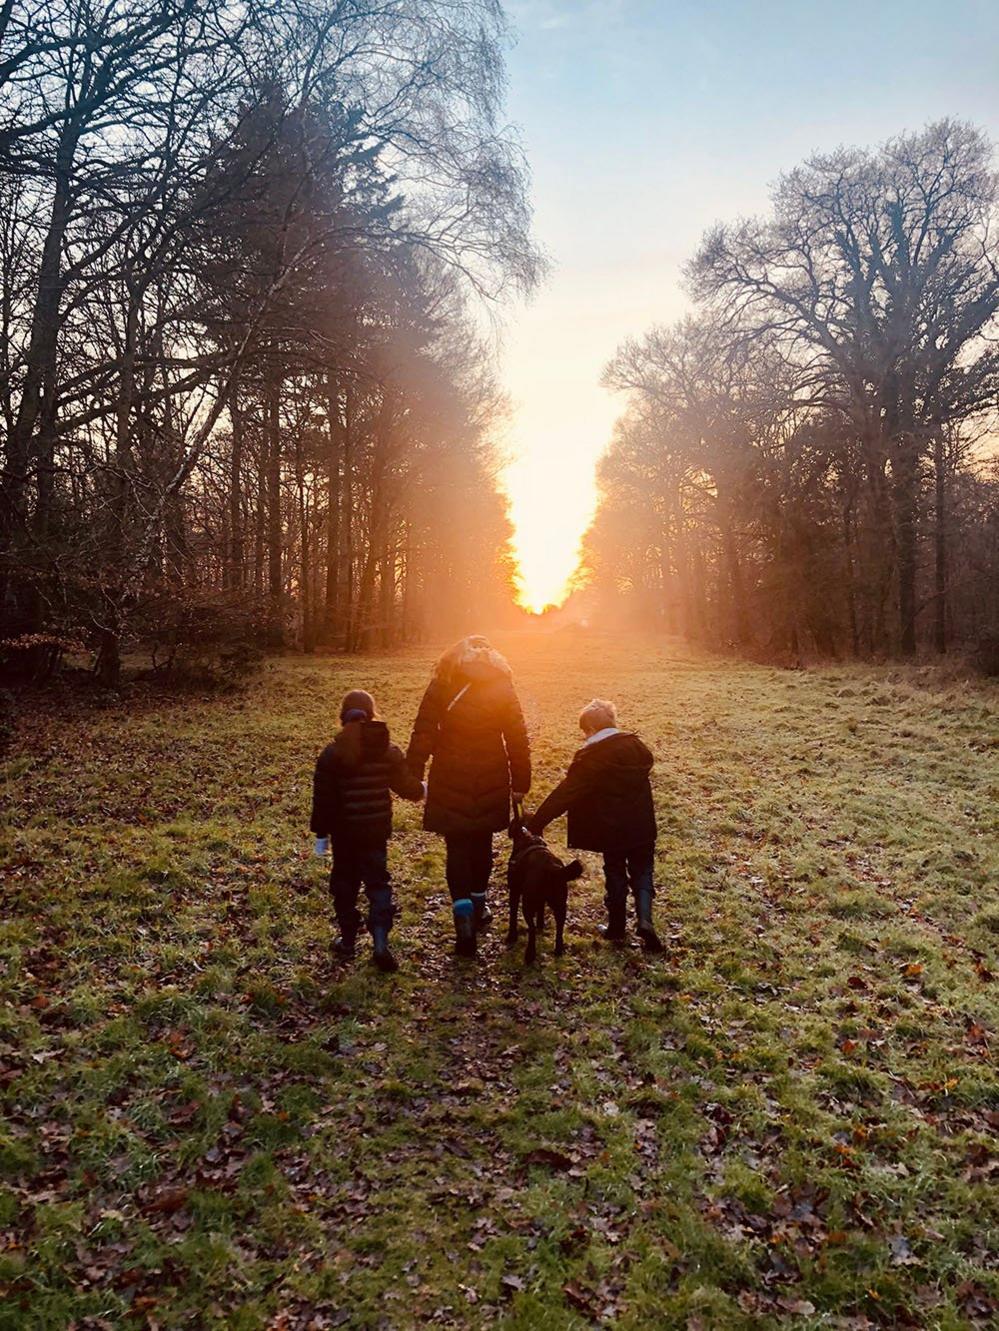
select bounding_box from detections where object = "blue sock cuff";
[470,892,487,901]
[453,898,474,917]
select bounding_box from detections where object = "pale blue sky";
[498,0,999,609]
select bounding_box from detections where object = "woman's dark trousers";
[444,832,493,950]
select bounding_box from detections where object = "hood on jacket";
[334,718,390,767]
[579,731,652,773]
[460,648,511,682]
[434,635,512,688]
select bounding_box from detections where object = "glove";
[313,836,330,857]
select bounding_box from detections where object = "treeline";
[581,121,999,664]
[0,0,538,684]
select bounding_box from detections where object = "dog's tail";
[563,859,584,882]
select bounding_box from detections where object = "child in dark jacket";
[528,699,663,952]
[310,689,424,972]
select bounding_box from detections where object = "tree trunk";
[254,435,266,600]
[841,489,861,657]
[93,623,122,690]
[323,375,341,642]
[860,428,894,655]
[892,433,919,656]
[341,386,354,649]
[266,373,282,607]
[721,522,748,647]
[690,539,709,643]
[380,542,395,646]
[296,430,312,651]
[162,374,187,586]
[227,378,245,591]
[1,126,77,573]
[400,526,412,640]
[87,276,144,690]
[353,547,377,652]
[933,432,947,655]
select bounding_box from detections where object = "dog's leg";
[524,904,539,964]
[506,885,519,946]
[524,921,537,964]
[554,895,567,956]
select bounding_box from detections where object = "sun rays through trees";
[0,0,541,683]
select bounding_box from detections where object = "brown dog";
[506,817,583,963]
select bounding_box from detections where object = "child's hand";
[313,836,330,857]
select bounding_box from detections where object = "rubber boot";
[370,924,398,973]
[332,932,356,960]
[471,891,492,932]
[599,900,627,944]
[635,888,664,953]
[453,898,477,957]
[332,898,363,960]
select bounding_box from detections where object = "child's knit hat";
[340,689,376,724]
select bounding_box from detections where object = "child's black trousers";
[330,839,394,938]
[602,842,655,913]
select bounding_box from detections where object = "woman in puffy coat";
[407,636,531,956]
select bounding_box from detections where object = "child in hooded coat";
[311,689,424,971]
[528,698,664,953]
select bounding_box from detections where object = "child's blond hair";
[579,699,617,735]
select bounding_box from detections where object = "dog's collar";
[509,837,548,866]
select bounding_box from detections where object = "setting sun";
[504,445,599,612]
[500,307,620,614]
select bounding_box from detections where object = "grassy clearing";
[1,632,997,1330]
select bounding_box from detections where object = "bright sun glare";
[500,340,619,615]
[495,206,626,614]
[504,448,600,613]
[510,522,580,614]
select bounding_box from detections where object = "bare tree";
[1,0,540,680]
[689,120,999,654]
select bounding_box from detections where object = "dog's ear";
[562,859,584,882]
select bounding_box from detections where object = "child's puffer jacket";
[310,720,422,844]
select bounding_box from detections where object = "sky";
[496,0,999,611]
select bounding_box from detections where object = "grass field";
[1,632,998,1330]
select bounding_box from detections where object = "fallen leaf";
[563,1280,597,1314]
[889,1234,918,1266]
[523,1147,573,1171]
[144,1187,189,1215]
